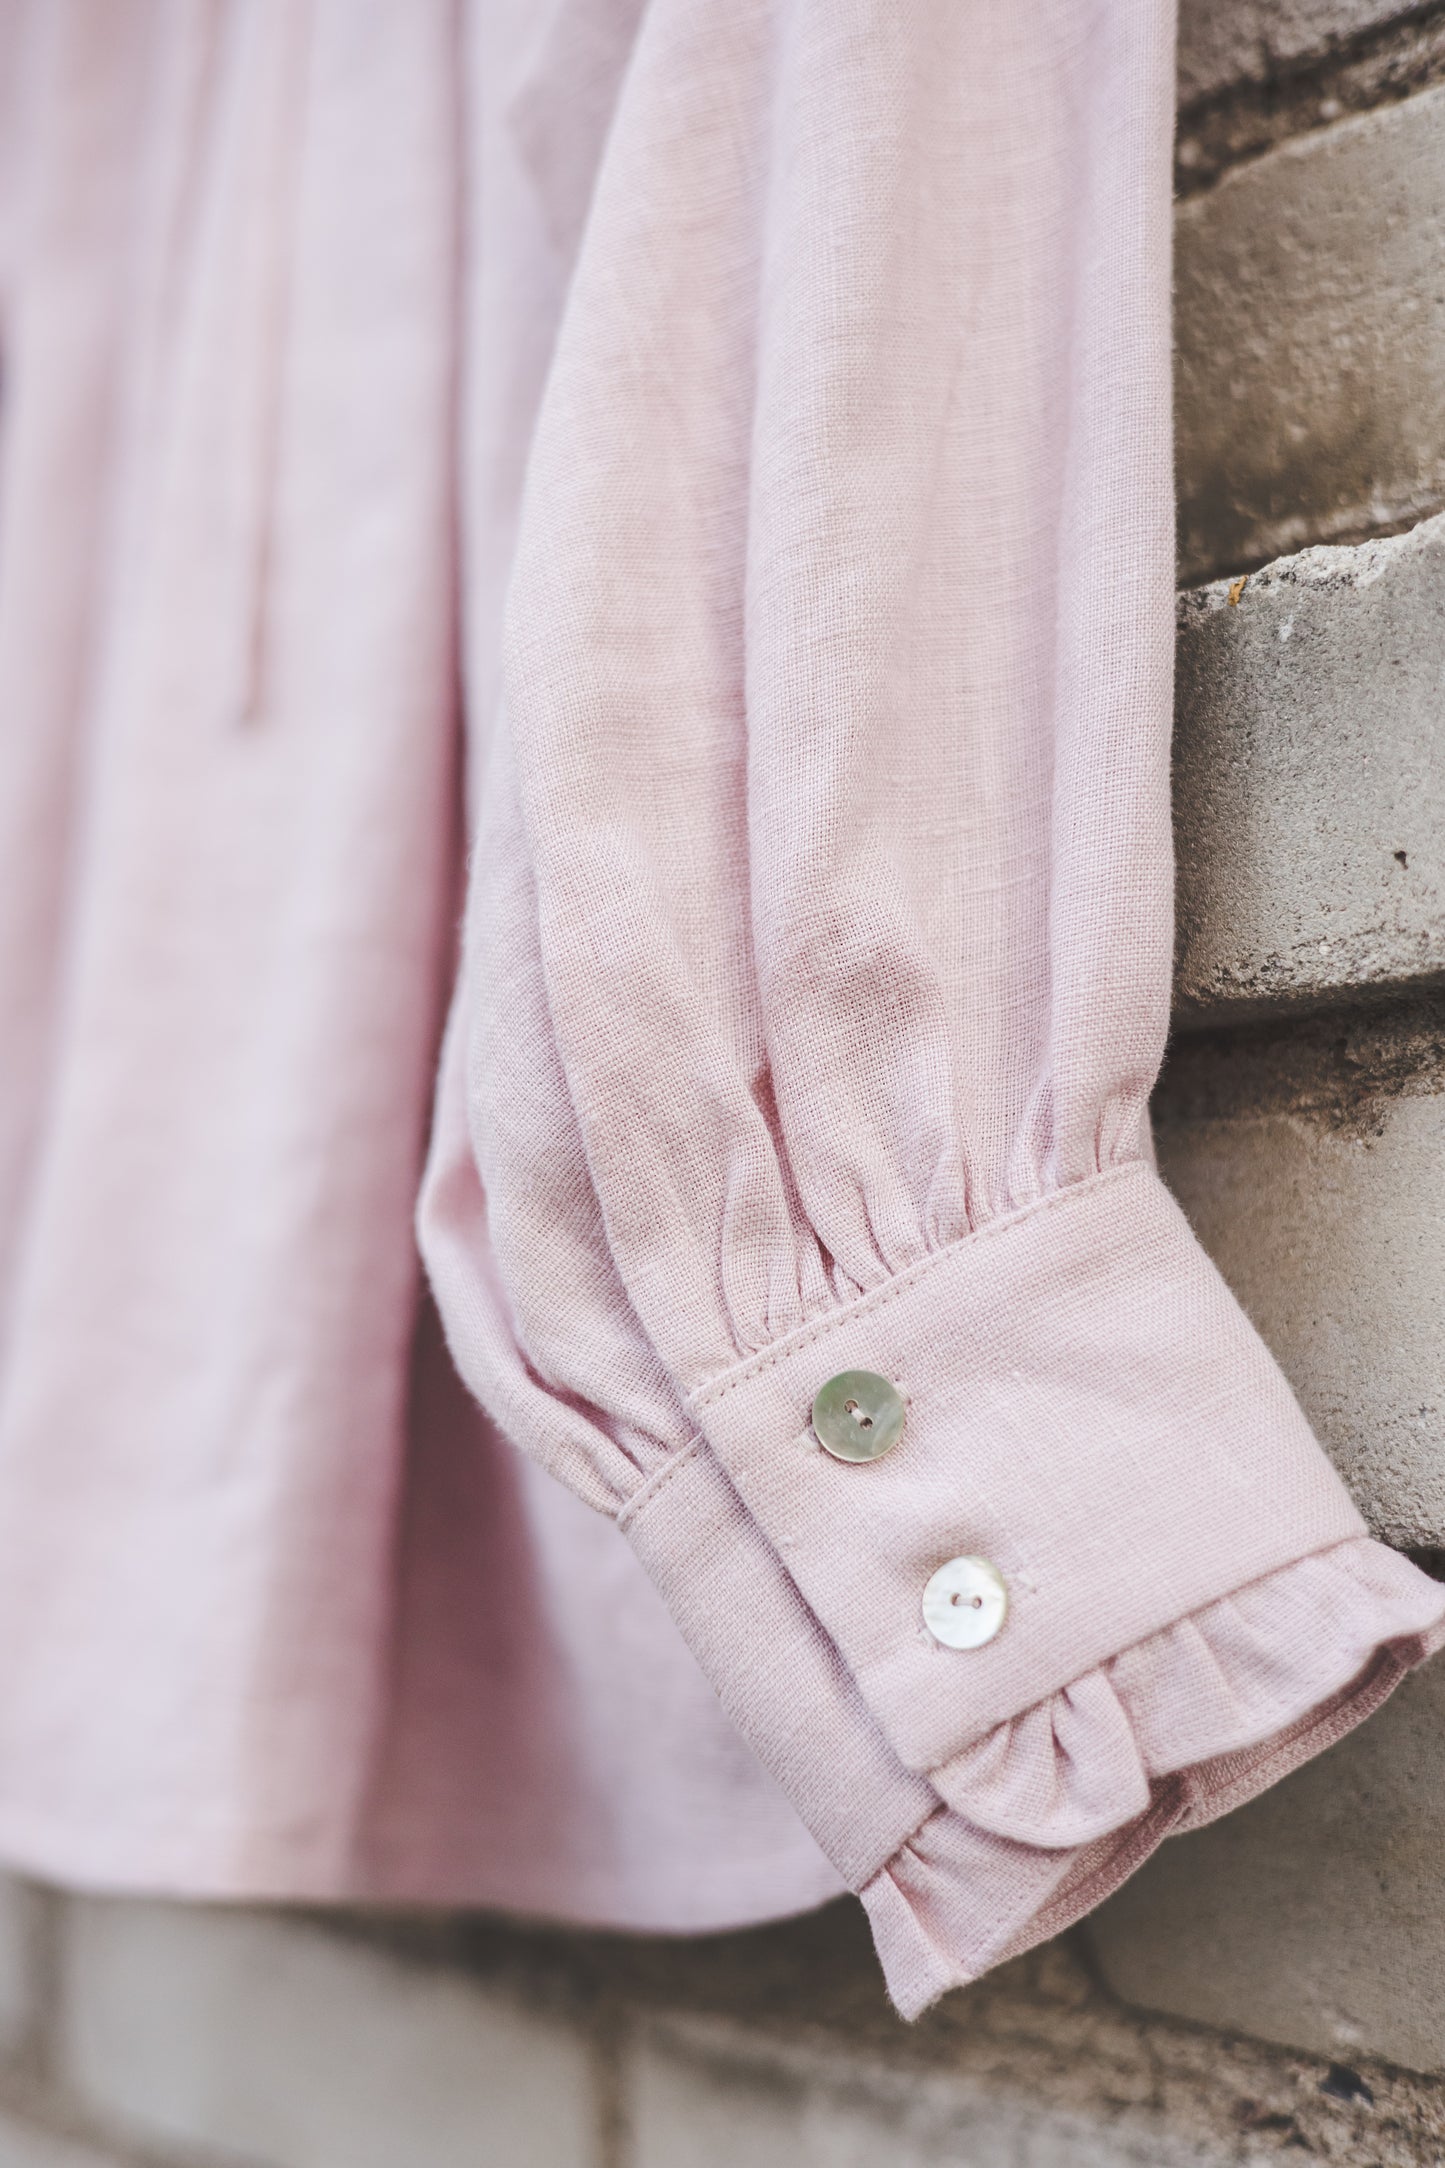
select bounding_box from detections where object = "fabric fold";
[425,0,1445,2010]
[9,0,1443,2001]
[624,1382,1445,2020]
[863,1551,1445,2019]
[929,1537,1445,1851]
[679,1163,1368,1777]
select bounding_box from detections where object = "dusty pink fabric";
[0,0,836,1928]
[417,0,1445,2015]
[0,0,1441,2018]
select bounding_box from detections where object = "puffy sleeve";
[420,0,1445,2016]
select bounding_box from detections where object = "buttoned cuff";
[682,1163,1365,1768]
[622,1162,1445,2015]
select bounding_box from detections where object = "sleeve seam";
[688,1159,1149,1416]
[615,1432,706,1533]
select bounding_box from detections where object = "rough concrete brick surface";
[1173,515,1445,1024]
[1087,1649,1445,2078]
[1175,3,1445,196]
[0,1884,1436,2165]
[1177,0,1428,107]
[1175,87,1445,581]
[568,1917,1445,2165]
[0,1879,39,2063]
[1156,1002,1445,1543]
[56,1899,596,2168]
[0,2112,125,2168]
[628,2014,1231,2168]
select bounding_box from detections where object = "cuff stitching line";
[688,1160,1147,1415]
[615,1433,706,1533]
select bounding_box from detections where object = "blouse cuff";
[861,1536,1445,2017]
[682,1162,1367,1771]
[622,1161,1445,2015]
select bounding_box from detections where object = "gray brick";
[1087,1651,1445,2076]
[1175,87,1445,583]
[1177,0,1425,108]
[0,1877,41,2060]
[57,1900,595,2168]
[1173,514,1445,1024]
[627,2016,1231,2168]
[1161,1018,1445,1543]
[0,2110,124,2168]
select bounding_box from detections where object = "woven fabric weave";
[420,0,1445,2009]
[0,0,1440,2007]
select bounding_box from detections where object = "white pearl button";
[922,1556,1008,1649]
[811,1370,905,1463]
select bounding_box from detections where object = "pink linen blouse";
[0,0,1440,2018]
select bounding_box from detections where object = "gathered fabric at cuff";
[863,1535,1445,2018]
[622,1163,1445,2017]
[683,1162,1369,1771]
[929,1535,1441,1845]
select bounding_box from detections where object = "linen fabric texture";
[0,0,839,1933]
[0,0,1439,2021]
[416,0,1445,2014]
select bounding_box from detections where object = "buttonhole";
[843,1399,873,1430]
[950,1594,983,1608]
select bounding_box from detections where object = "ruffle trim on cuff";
[861,1538,1445,2020]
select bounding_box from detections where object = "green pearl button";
[811,1370,905,1463]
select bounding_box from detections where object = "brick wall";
[1093,0,1445,2079]
[2,1876,1445,2167]
[5,2,1444,2162]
